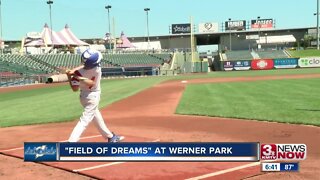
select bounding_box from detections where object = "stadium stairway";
[251,51,260,59]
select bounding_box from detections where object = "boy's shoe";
[108,133,125,143]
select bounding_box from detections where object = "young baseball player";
[66,49,124,143]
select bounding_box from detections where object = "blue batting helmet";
[81,49,102,69]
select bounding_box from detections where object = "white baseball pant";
[68,91,113,142]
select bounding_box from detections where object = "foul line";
[1,147,24,152]
[0,135,103,152]
[185,162,261,180]
[59,135,103,142]
[73,162,125,172]
[73,139,161,172]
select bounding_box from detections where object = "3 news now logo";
[261,144,307,160]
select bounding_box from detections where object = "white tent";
[59,24,89,46]
[41,23,67,46]
[26,24,89,47]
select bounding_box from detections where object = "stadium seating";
[31,54,81,69]
[102,53,170,67]
[225,50,253,60]
[223,50,288,60]
[255,50,289,59]
[0,53,172,81]
[0,55,56,75]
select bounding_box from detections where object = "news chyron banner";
[171,23,191,34]
[225,20,246,31]
[24,142,259,162]
[199,22,219,33]
[251,19,273,29]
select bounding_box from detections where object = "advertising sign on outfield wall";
[251,59,274,70]
[298,57,320,67]
[225,20,246,31]
[233,60,251,70]
[199,22,219,33]
[274,58,298,69]
[223,61,234,71]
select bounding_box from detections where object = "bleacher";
[0,53,173,83]
[0,55,56,75]
[32,54,81,69]
[255,50,289,59]
[26,53,171,69]
[224,50,289,61]
[150,53,172,61]
[225,50,253,60]
[102,53,169,67]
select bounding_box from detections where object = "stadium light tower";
[144,8,150,49]
[315,0,319,50]
[257,16,261,48]
[105,5,112,51]
[228,18,232,51]
[47,0,53,47]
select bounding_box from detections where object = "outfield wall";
[220,57,320,71]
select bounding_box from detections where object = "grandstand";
[222,49,289,61]
[102,53,167,67]
[0,52,176,87]
[224,50,253,60]
[1,18,313,87]
[31,54,81,69]
[255,50,289,59]
[0,54,57,75]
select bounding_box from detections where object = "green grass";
[1,68,320,127]
[0,77,167,127]
[176,78,320,126]
[288,49,320,57]
[172,68,320,80]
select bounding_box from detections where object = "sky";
[1,0,318,40]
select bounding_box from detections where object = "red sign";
[251,59,274,70]
[251,19,273,29]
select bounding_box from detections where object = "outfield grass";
[1,68,320,127]
[288,49,320,57]
[0,77,167,127]
[173,68,320,80]
[176,78,320,126]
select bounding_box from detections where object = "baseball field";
[1,68,320,179]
